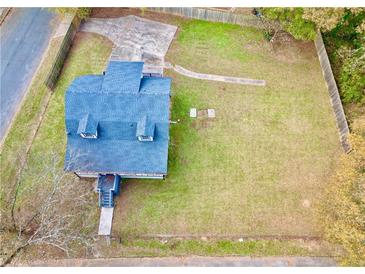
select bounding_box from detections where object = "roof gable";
[139,77,171,95]
[136,115,155,141]
[77,113,98,136]
[101,61,143,93]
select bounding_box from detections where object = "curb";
[18,256,338,267]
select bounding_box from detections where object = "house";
[64,61,171,180]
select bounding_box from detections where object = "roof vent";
[136,115,155,142]
[77,113,98,139]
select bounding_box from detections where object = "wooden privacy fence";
[147,7,264,29]
[314,32,351,153]
[44,15,80,89]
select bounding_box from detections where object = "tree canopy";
[261,8,365,41]
[261,8,317,40]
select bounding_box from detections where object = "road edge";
[0,7,12,25]
[16,256,338,267]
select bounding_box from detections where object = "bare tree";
[253,12,295,45]
[1,151,97,266]
[260,16,283,43]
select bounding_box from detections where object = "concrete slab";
[98,207,114,236]
[207,109,215,118]
[80,15,177,75]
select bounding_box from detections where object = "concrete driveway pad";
[79,15,177,74]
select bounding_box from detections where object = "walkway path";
[171,64,266,86]
[22,256,337,267]
[80,15,266,86]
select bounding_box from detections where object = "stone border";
[147,7,264,29]
[314,32,351,153]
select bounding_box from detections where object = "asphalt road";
[0,8,56,142]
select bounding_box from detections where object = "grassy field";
[113,19,342,237]
[2,14,344,260]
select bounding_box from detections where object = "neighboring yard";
[2,11,344,261]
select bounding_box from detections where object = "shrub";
[321,133,365,266]
[338,47,365,104]
[263,30,273,41]
[261,8,317,40]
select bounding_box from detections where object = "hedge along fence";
[147,7,265,29]
[44,14,80,89]
[314,32,351,153]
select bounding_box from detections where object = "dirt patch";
[345,102,365,127]
[294,40,318,59]
[10,243,66,266]
[192,119,213,131]
[272,39,317,64]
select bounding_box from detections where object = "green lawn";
[113,19,342,237]
[5,17,343,259]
